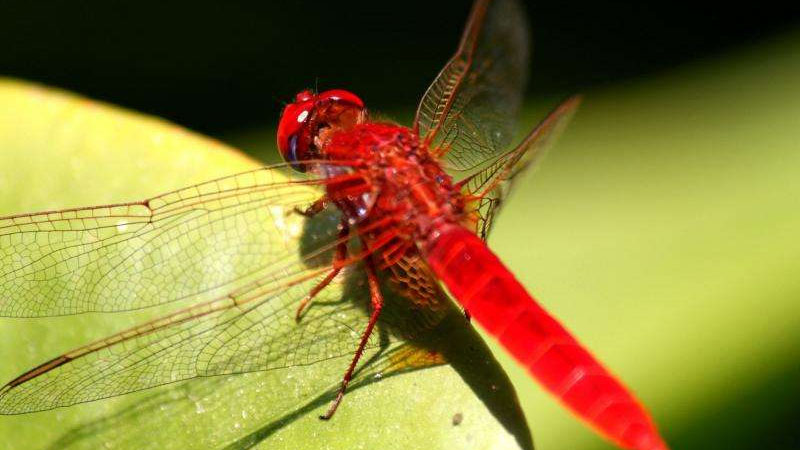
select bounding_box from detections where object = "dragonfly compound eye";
[277,95,315,172]
[314,90,366,134]
[277,89,367,172]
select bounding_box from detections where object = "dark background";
[2,0,800,133]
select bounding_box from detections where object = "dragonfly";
[0,0,668,449]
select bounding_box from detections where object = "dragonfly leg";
[294,196,328,218]
[296,220,350,321]
[320,246,384,420]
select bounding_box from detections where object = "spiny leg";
[294,195,329,218]
[320,241,384,420]
[295,218,350,321]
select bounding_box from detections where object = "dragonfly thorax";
[321,123,466,266]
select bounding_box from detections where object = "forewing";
[414,0,529,179]
[0,166,327,317]
[0,163,456,413]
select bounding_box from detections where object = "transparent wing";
[0,212,453,414]
[463,96,582,240]
[414,0,529,179]
[0,163,395,413]
[0,166,330,317]
[0,258,382,414]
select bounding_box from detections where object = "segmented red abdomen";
[424,225,668,450]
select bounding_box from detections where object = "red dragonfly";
[0,0,667,449]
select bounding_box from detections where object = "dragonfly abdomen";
[424,224,667,450]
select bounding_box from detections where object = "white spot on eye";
[116,221,128,232]
[297,110,309,122]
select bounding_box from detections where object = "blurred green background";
[2,0,800,449]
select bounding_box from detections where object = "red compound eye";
[315,89,364,109]
[277,89,366,172]
[277,91,315,171]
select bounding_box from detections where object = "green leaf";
[0,78,532,450]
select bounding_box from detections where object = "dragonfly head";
[277,89,366,172]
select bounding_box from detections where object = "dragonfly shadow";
[47,308,532,450]
[226,308,534,450]
[46,210,533,450]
